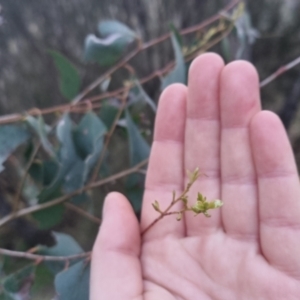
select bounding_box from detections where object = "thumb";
[90,192,143,300]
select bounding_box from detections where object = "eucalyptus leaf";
[125,174,145,213]
[125,109,150,166]
[31,265,54,297]
[32,114,79,228]
[134,80,157,113]
[33,202,64,230]
[34,114,78,206]
[98,103,119,130]
[26,115,56,159]
[54,260,90,300]
[43,232,83,258]
[125,110,149,212]
[49,50,81,100]
[39,232,83,274]
[161,29,186,89]
[84,33,134,67]
[73,112,106,159]
[0,125,30,172]
[55,113,86,203]
[56,113,79,169]
[73,112,107,184]
[98,20,137,40]
[2,265,35,300]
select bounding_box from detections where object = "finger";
[141,84,187,241]
[220,61,261,242]
[185,53,224,236]
[90,192,143,300]
[251,111,300,278]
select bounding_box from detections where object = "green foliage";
[2,265,35,300]
[0,125,30,172]
[98,20,137,40]
[26,115,56,159]
[40,232,84,274]
[54,260,90,300]
[125,109,150,212]
[98,103,119,130]
[161,27,186,89]
[125,109,150,166]
[84,20,137,67]
[49,50,81,100]
[0,8,239,297]
[133,79,157,113]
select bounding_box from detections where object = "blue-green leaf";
[125,110,150,166]
[161,29,186,89]
[39,232,83,274]
[35,114,78,203]
[0,125,30,172]
[54,260,90,300]
[49,50,81,101]
[73,112,107,159]
[98,20,137,40]
[125,110,149,212]
[2,265,35,300]
[26,115,56,159]
[33,197,64,230]
[56,114,85,203]
[73,112,107,185]
[44,232,83,256]
[84,34,134,67]
[56,113,79,170]
[33,113,79,228]
[98,103,119,130]
[134,80,157,113]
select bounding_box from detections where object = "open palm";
[90,53,300,299]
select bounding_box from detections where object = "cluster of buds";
[151,168,223,222]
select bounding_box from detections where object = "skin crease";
[90,53,300,300]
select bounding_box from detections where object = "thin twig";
[64,202,101,225]
[0,159,148,228]
[90,89,129,183]
[0,0,239,126]
[141,179,195,235]
[72,47,142,104]
[0,248,90,262]
[85,23,236,104]
[260,55,300,88]
[13,142,41,212]
[72,0,239,104]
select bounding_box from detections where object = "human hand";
[90,53,300,299]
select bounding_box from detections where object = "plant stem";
[0,248,90,262]
[0,0,239,126]
[64,202,101,225]
[141,180,194,235]
[0,159,148,228]
[90,89,129,183]
[13,141,41,212]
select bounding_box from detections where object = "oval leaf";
[54,260,90,300]
[26,115,56,159]
[73,111,107,159]
[98,20,137,39]
[84,33,134,67]
[0,125,30,172]
[161,28,186,89]
[49,50,80,100]
[3,265,36,300]
[125,109,150,166]
[39,232,83,274]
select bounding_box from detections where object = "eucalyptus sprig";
[142,168,223,235]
